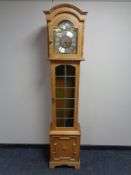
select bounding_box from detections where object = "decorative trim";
[44,4,87,15]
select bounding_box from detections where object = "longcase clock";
[44,4,87,169]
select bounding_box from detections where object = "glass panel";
[56,119,64,127]
[58,20,74,30]
[56,77,65,87]
[65,109,74,118]
[66,65,75,76]
[56,109,64,118]
[65,99,74,108]
[54,21,77,54]
[65,88,75,98]
[66,77,75,87]
[65,119,74,127]
[56,88,65,98]
[56,99,74,108]
[55,64,76,128]
[56,65,65,76]
[56,99,64,108]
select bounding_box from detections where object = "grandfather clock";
[44,4,87,169]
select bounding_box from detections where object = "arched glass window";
[54,20,77,54]
[55,65,76,127]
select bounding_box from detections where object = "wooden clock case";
[44,4,87,169]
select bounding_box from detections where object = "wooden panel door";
[50,135,80,161]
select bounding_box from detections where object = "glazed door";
[50,63,80,129]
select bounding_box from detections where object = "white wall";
[0,0,131,145]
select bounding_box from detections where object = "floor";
[0,147,131,175]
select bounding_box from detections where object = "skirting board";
[0,144,131,150]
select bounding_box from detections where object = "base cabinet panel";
[49,135,80,169]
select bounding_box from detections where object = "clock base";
[49,160,80,169]
[49,124,81,169]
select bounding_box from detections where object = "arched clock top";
[44,4,87,61]
[44,4,87,22]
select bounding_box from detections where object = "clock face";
[60,35,72,48]
[54,20,77,54]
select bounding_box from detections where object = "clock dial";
[60,36,72,48]
[54,20,77,54]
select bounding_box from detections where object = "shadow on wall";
[27,26,51,143]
